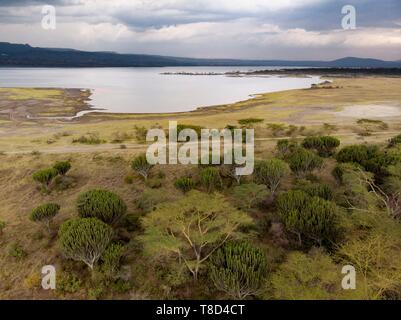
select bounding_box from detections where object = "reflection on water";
[0,67,322,114]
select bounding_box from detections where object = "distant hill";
[0,42,400,68]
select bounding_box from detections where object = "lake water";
[0,67,321,114]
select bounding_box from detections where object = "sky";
[0,0,400,60]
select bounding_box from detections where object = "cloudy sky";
[0,0,400,60]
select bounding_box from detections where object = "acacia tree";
[58,218,113,270]
[209,241,268,299]
[254,159,290,194]
[232,183,269,209]
[139,191,253,280]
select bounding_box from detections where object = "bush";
[254,159,290,194]
[174,177,196,193]
[389,134,401,148]
[77,189,127,225]
[101,243,124,278]
[58,218,113,270]
[276,190,338,247]
[0,220,5,235]
[199,167,222,193]
[232,183,269,209]
[296,181,333,201]
[32,168,58,188]
[30,203,60,232]
[134,125,147,144]
[8,243,27,259]
[53,161,71,175]
[57,273,82,294]
[131,154,153,181]
[276,139,298,157]
[287,148,323,176]
[336,145,380,165]
[302,136,340,157]
[209,241,268,299]
[238,118,264,127]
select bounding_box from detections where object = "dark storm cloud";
[269,0,401,30]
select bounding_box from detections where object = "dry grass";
[0,75,400,298]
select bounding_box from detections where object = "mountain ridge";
[1,42,400,68]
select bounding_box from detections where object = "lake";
[0,67,322,115]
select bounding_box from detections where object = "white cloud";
[0,0,400,60]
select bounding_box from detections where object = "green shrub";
[58,218,113,270]
[302,136,340,157]
[209,241,268,300]
[32,168,58,188]
[336,145,380,165]
[8,243,27,259]
[88,286,104,300]
[238,118,264,127]
[174,177,196,193]
[77,189,127,225]
[134,125,148,144]
[121,212,143,231]
[53,161,71,175]
[332,164,345,184]
[389,134,401,148]
[30,203,60,232]
[287,148,323,176]
[232,183,269,209]
[296,182,333,200]
[131,154,153,180]
[276,139,298,157]
[57,273,82,294]
[199,167,222,193]
[276,190,338,247]
[0,220,5,235]
[254,159,290,193]
[112,279,132,293]
[101,243,124,278]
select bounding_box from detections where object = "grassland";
[0,75,400,299]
